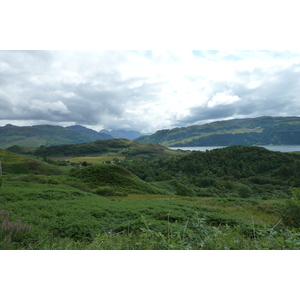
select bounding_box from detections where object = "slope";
[135,116,300,147]
[0,124,113,149]
[0,149,63,175]
[70,164,166,194]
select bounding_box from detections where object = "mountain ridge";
[135,116,300,146]
[99,129,150,140]
[0,124,114,149]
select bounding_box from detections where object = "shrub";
[95,186,116,196]
[237,184,252,198]
[282,188,300,228]
[176,183,196,197]
[0,178,2,187]
[197,177,217,187]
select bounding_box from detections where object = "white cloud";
[208,91,241,108]
[1,50,300,132]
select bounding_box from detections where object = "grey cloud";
[175,64,300,127]
[2,50,300,132]
[0,50,162,129]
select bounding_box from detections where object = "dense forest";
[119,145,300,198]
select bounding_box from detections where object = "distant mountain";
[99,129,150,140]
[66,125,114,141]
[0,124,114,149]
[135,116,300,147]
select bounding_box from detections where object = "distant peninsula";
[135,116,300,147]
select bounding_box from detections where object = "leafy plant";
[176,182,196,196]
[281,187,300,228]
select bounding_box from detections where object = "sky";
[1,50,300,133]
[1,1,300,134]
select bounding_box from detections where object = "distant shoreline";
[169,145,300,153]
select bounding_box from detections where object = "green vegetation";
[0,124,112,149]
[135,116,300,146]
[0,149,64,175]
[7,138,183,159]
[119,145,300,199]
[2,142,300,250]
[70,164,166,194]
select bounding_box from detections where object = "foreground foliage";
[0,179,299,250]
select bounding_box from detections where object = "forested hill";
[7,139,182,159]
[135,116,300,147]
[0,124,113,149]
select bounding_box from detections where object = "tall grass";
[0,209,32,249]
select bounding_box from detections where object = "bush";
[95,186,116,196]
[0,178,2,187]
[282,188,300,228]
[237,184,252,198]
[176,183,196,197]
[197,177,217,187]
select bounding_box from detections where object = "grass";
[70,164,167,194]
[66,155,126,164]
[1,178,290,250]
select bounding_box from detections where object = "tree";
[237,184,252,198]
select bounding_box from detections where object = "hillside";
[0,149,63,175]
[120,145,300,198]
[8,138,184,159]
[0,124,113,149]
[70,164,165,194]
[135,116,300,147]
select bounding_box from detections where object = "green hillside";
[70,164,166,194]
[0,149,63,175]
[0,124,113,149]
[135,116,300,146]
[119,145,300,199]
[8,138,183,159]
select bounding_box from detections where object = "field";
[67,155,126,164]
[2,144,300,250]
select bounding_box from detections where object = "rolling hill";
[70,164,166,194]
[7,138,184,159]
[0,149,63,175]
[135,116,300,147]
[0,124,113,149]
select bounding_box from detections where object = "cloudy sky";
[1,1,300,133]
[1,50,300,133]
